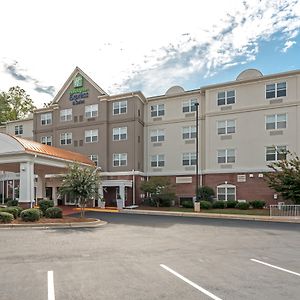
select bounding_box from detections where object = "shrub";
[200,201,213,209]
[197,186,215,201]
[3,207,19,219]
[6,199,19,207]
[0,212,14,223]
[45,207,63,218]
[143,197,156,207]
[249,200,266,209]
[21,208,40,222]
[236,202,250,210]
[212,200,226,209]
[226,200,238,208]
[39,199,54,215]
[182,200,194,208]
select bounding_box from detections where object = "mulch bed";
[11,217,97,224]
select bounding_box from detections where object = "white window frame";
[217,120,236,135]
[266,145,287,161]
[217,90,235,106]
[41,113,52,125]
[85,104,98,118]
[217,149,235,164]
[182,99,197,113]
[151,154,165,167]
[14,125,23,135]
[151,104,165,117]
[41,136,52,146]
[113,153,127,167]
[182,152,196,166]
[60,108,72,122]
[182,126,196,140]
[265,113,287,130]
[217,184,236,201]
[150,129,165,142]
[89,154,98,166]
[85,129,98,143]
[266,82,287,99]
[113,127,127,141]
[60,132,72,145]
[113,101,127,115]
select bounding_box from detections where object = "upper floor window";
[217,149,235,164]
[217,90,235,106]
[60,109,72,122]
[60,132,72,145]
[182,126,196,139]
[266,113,287,130]
[217,184,236,201]
[182,99,197,113]
[41,113,52,125]
[266,145,287,161]
[41,136,52,146]
[85,104,98,118]
[113,127,127,141]
[150,129,165,142]
[182,152,196,166]
[151,104,165,117]
[113,153,127,166]
[14,125,23,135]
[217,120,236,135]
[85,129,98,143]
[89,154,98,166]
[113,100,127,115]
[266,82,286,99]
[151,154,165,167]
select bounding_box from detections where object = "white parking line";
[48,270,55,300]
[160,264,223,300]
[251,259,300,277]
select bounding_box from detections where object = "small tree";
[59,164,101,218]
[265,151,300,204]
[197,186,215,201]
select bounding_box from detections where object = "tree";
[265,151,300,204]
[59,164,101,218]
[140,177,175,207]
[197,186,215,201]
[0,86,36,122]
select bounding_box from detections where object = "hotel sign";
[69,75,89,105]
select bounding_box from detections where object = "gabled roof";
[52,66,108,104]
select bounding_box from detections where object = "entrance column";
[19,161,34,207]
[52,186,57,206]
[98,184,104,207]
[36,172,46,200]
[119,183,125,207]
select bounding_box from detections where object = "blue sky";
[0,0,299,107]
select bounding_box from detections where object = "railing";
[270,204,300,218]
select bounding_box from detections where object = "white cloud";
[282,40,297,52]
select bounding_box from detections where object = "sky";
[0,0,300,108]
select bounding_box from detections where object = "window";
[60,133,72,145]
[60,109,72,122]
[151,154,165,167]
[151,104,165,117]
[266,145,287,161]
[217,90,235,106]
[89,154,98,166]
[182,152,196,166]
[217,184,236,201]
[41,136,52,146]
[85,104,98,118]
[266,82,286,99]
[182,126,196,139]
[182,99,197,113]
[85,129,98,143]
[150,129,165,142]
[41,113,52,125]
[266,113,287,130]
[217,120,236,135]
[217,149,235,163]
[113,101,127,115]
[113,127,127,141]
[14,125,23,135]
[113,153,127,166]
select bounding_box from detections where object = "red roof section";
[12,136,94,166]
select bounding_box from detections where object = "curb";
[0,219,107,229]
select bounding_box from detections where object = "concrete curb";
[0,219,107,229]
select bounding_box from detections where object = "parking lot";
[0,213,299,300]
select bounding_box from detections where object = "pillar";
[119,183,125,207]
[19,161,34,207]
[36,173,46,199]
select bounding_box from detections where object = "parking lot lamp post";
[194,102,200,201]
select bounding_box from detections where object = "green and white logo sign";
[74,75,83,88]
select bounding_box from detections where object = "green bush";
[249,200,266,209]
[197,186,215,201]
[212,200,226,209]
[45,207,63,218]
[143,197,156,207]
[39,199,54,215]
[226,200,238,208]
[6,199,19,207]
[0,212,14,223]
[235,202,250,210]
[182,200,194,208]
[20,208,40,222]
[3,207,19,219]
[200,201,213,209]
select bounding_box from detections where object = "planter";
[194,202,200,212]
[116,199,123,210]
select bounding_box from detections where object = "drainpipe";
[132,169,135,205]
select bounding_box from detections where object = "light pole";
[194,102,199,201]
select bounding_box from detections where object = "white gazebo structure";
[0,133,94,207]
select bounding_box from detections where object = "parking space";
[0,213,299,299]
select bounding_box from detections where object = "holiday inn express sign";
[69,75,89,105]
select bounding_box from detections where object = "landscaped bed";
[10,217,98,224]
